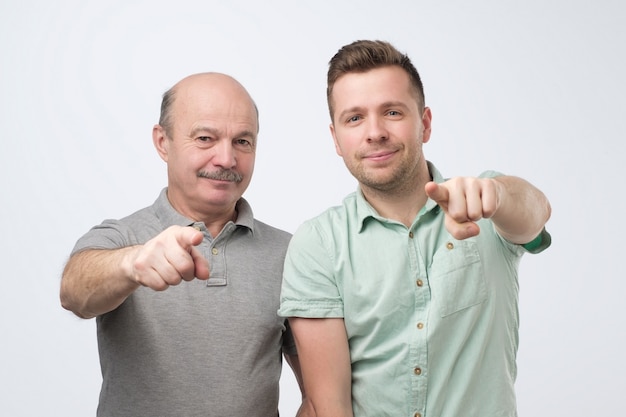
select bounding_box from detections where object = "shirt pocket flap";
[429,239,487,317]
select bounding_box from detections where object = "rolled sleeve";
[278,220,344,318]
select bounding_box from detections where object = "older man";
[61,73,308,417]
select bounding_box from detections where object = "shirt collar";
[154,188,254,233]
[355,161,444,232]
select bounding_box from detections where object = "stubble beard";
[350,150,421,195]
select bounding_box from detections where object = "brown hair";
[327,40,425,121]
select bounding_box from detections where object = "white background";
[1,1,624,415]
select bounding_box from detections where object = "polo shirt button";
[417,322,424,329]
[193,225,201,231]
[446,242,454,250]
[409,231,414,238]
[211,248,218,255]
[414,367,422,375]
[414,413,422,417]
[416,279,423,287]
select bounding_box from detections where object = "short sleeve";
[278,220,344,318]
[71,219,137,255]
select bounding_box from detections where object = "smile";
[363,150,396,162]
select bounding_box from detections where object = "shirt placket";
[192,222,234,287]
[408,228,430,417]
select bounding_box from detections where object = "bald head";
[159,72,258,137]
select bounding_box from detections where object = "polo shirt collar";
[154,188,254,232]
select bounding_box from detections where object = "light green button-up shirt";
[279,163,550,417]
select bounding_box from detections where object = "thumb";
[190,246,210,280]
[444,214,481,240]
[178,226,210,280]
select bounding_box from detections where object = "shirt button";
[446,242,454,250]
[416,279,423,287]
[193,225,201,231]
[211,248,218,255]
[409,231,414,238]
[414,413,422,417]
[417,322,424,330]
[414,367,422,375]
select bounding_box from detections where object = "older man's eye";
[233,138,255,153]
[195,136,215,148]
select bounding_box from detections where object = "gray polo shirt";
[72,188,294,417]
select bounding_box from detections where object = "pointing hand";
[130,225,210,291]
[425,177,500,240]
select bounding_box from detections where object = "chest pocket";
[428,239,487,317]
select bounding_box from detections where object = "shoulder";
[308,193,358,230]
[251,219,292,245]
[71,199,164,254]
[289,198,357,257]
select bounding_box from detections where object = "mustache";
[197,169,243,183]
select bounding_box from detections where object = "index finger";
[425,181,449,205]
[175,226,204,251]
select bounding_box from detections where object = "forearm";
[284,353,315,417]
[60,247,140,319]
[492,176,552,244]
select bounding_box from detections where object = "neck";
[166,190,239,238]
[201,208,238,238]
[360,167,431,228]
[362,188,427,228]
